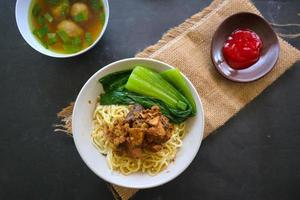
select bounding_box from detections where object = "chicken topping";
[106,105,173,158]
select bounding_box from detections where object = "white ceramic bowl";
[15,0,109,58]
[72,58,204,189]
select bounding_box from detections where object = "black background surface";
[1,0,300,199]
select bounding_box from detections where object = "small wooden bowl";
[211,12,279,82]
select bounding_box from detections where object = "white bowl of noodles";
[72,58,204,189]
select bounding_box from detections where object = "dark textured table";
[1,0,300,199]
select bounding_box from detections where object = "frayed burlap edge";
[54,102,74,136]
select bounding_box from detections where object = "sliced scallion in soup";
[29,0,105,54]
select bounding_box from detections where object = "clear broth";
[29,0,105,54]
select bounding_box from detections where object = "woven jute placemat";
[55,0,300,199]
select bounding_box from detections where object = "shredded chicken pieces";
[106,105,174,158]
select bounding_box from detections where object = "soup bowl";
[72,58,205,188]
[15,0,109,58]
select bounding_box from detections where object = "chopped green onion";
[61,5,69,17]
[71,36,82,46]
[46,0,60,5]
[32,3,41,17]
[60,0,69,17]
[62,37,82,53]
[85,32,93,45]
[33,26,49,38]
[57,30,70,43]
[63,44,81,53]
[90,0,100,10]
[73,12,88,22]
[37,16,45,25]
[99,12,105,24]
[42,40,49,49]
[44,13,53,23]
[47,33,57,45]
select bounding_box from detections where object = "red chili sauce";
[222,28,263,70]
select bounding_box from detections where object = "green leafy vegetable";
[73,12,88,22]
[32,3,41,17]
[46,0,60,5]
[160,68,196,114]
[72,36,82,46]
[44,13,54,23]
[98,67,195,123]
[37,16,46,25]
[90,0,103,11]
[33,26,48,38]
[85,32,93,45]
[99,70,132,92]
[63,44,80,53]
[42,40,49,49]
[57,30,70,43]
[63,37,82,53]
[100,89,192,123]
[125,66,189,110]
[58,28,82,52]
[47,33,57,45]
[60,0,70,17]
[99,12,105,24]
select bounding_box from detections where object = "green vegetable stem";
[125,66,189,110]
[98,66,196,123]
[160,68,196,114]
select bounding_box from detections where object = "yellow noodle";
[91,104,186,176]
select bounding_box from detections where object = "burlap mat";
[55,0,300,199]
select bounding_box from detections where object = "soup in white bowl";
[15,0,109,57]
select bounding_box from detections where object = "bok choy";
[125,66,189,110]
[99,66,196,123]
[160,68,196,114]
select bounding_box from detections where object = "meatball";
[51,4,69,20]
[57,20,83,37]
[70,3,89,21]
